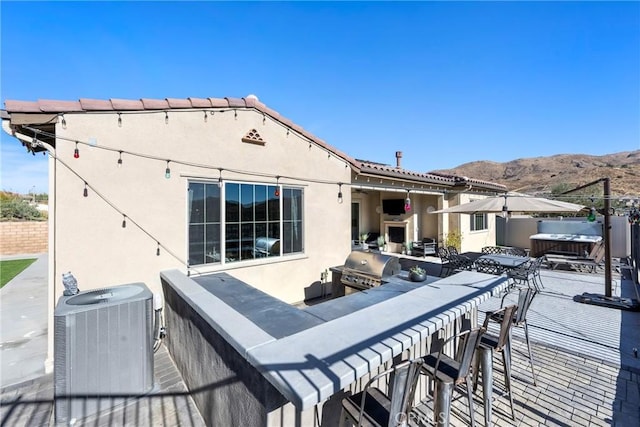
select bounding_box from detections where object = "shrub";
[0,196,42,220]
[444,230,462,252]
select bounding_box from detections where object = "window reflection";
[188,181,303,266]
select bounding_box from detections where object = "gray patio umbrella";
[429,193,586,215]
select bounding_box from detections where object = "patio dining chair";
[505,247,528,257]
[438,247,452,277]
[481,246,503,255]
[507,257,545,292]
[474,257,505,275]
[448,254,475,274]
[421,327,486,427]
[341,358,424,427]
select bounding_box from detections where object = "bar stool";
[474,304,518,422]
[341,358,424,426]
[494,287,538,386]
[421,327,486,427]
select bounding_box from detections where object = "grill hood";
[343,250,401,279]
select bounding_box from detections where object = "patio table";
[479,253,530,270]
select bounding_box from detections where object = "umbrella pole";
[604,178,612,297]
[574,178,639,311]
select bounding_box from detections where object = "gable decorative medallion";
[242,129,266,146]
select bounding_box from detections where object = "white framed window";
[471,212,488,231]
[188,180,303,266]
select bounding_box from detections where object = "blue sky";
[2,1,639,194]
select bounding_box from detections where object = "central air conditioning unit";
[54,282,154,424]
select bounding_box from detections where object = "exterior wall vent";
[242,128,266,146]
[54,282,154,424]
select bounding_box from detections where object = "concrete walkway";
[0,253,49,388]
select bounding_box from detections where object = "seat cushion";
[422,354,460,384]
[342,387,390,427]
[480,333,500,349]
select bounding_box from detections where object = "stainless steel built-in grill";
[333,250,401,292]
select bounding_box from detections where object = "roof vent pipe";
[395,151,402,168]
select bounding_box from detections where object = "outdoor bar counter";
[160,269,508,426]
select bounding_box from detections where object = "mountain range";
[430,150,640,198]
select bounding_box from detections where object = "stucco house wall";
[51,107,351,303]
[455,192,497,251]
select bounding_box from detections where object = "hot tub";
[530,233,602,257]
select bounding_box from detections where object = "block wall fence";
[0,221,48,255]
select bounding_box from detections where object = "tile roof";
[356,160,507,191]
[2,96,506,192]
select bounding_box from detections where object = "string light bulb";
[122,215,127,228]
[404,191,411,212]
[337,183,343,204]
[73,142,80,159]
[165,112,169,124]
[274,176,280,197]
[117,151,123,167]
[587,197,596,222]
[156,242,161,256]
[218,168,223,188]
[204,110,208,122]
[83,182,88,197]
[117,113,122,127]
[165,160,171,179]
[61,114,67,129]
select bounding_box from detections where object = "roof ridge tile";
[187,97,212,108]
[110,98,144,110]
[39,100,83,112]
[208,97,228,108]
[140,98,170,110]
[79,98,113,110]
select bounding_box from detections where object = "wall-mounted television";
[382,199,405,215]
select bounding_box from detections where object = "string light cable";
[23,125,355,188]
[49,105,349,163]
[20,126,640,206]
[49,150,189,267]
